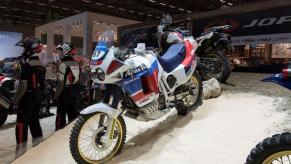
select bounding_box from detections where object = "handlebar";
[203,25,232,35]
[167,26,190,36]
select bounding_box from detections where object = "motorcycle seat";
[158,43,185,73]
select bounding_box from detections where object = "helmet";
[160,14,172,26]
[16,36,42,59]
[57,42,74,56]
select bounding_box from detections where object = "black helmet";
[160,14,172,26]
[16,36,42,59]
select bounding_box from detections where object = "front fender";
[80,103,122,119]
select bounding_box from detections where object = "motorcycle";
[195,25,233,83]
[246,63,291,164]
[0,73,15,126]
[69,20,203,163]
[0,74,54,126]
[39,80,56,118]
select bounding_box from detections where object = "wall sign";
[0,31,22,59]
[193,6,291,45]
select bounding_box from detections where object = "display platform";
[11,73,287,164]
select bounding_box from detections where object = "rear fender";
[262,74,291,90]
[80,103,122,119]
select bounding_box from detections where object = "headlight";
[96,68,105,81]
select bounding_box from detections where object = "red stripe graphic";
[17,123,24,143]
[182,40,194,66]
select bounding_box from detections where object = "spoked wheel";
[70,112,126,164]
[176,72,203,115]
[246,132,291,164]
[263,151,291,164]
[199,51,231,83]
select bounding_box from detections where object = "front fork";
[100,115,118,148]
[100,85,122,148]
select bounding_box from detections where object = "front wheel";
[70,113,126,163]
[246,132,291,164]
[177,72,203,115]
[199,51,231,83]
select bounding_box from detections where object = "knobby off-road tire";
[200,51,231,83]
[246,132,291,164]
[70,113,126,164]
[177,72,203,115]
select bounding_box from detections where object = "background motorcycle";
[0,73,15,126]
[196,25,233,83]
[246,63,291,164]
[0,75,54,126]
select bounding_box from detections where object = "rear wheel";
[39,96,51,118]
[199,51,231,83]
[0,113,8,127]
[70,113,126,163]
[177,72,203,115]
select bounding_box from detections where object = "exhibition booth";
[35,12,138,57]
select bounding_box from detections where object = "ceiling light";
[160,3,166,6]
[62,8,70,11]
[38,3,46,6]
[3,14,11,17]
[82,0,91,2]
[96,2,103,5]
[118,8,125,11]
[155,16,161,19]
[128,10,135,13]
[147,14,153,17]
[23,1,32,3]
[228,2,233,5]
[74,10,81,13]
[35,12,45,15]
[169,6,175,8]
[107,5,114,8]
[187,10,192,13]
[24,10,32,13]
[13,15,21,18]
[138,12,144,15]
[51,5,59,9]
[149,0,156,2]
[0,6,7,9]
[11,8,20,11]
[220,0,226,2]
[178,8,185,11]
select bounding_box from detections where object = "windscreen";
[92,30,114,61]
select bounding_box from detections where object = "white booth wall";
[35,12,139,57]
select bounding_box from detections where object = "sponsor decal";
[243,16,291,28]
[139,93,154,104]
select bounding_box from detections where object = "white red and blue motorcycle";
[69,21,202,163]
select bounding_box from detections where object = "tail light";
[282,68,291,79]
